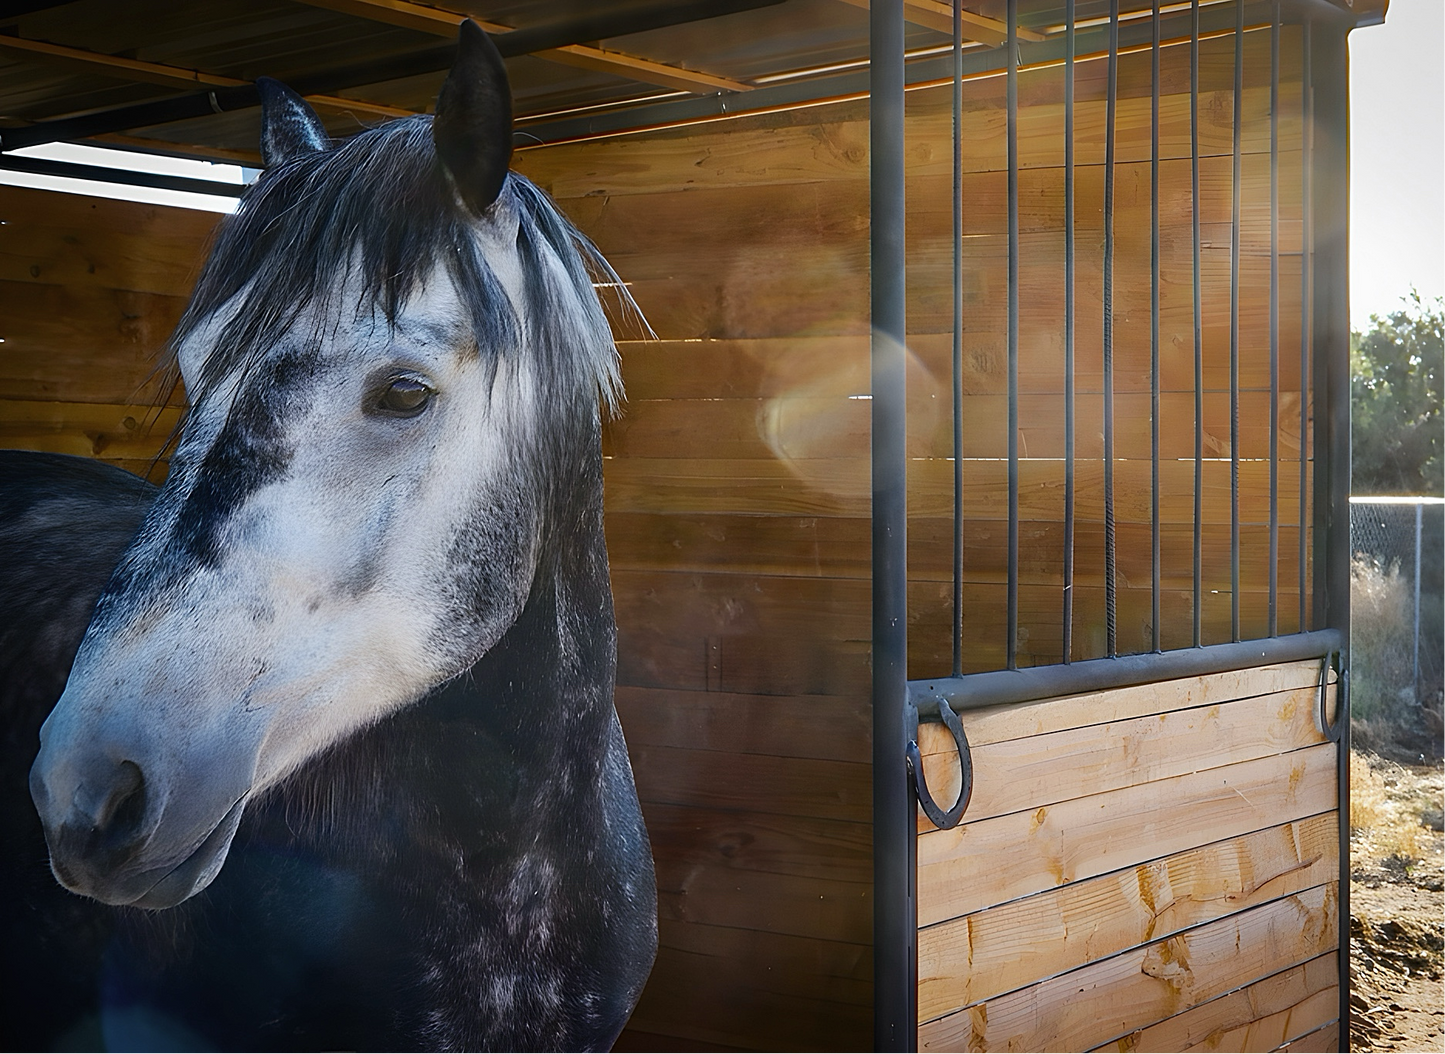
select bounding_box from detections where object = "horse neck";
[465,411,616,769]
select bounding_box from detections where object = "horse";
[1,21,656,1051]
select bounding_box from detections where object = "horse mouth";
[113,795,249,910]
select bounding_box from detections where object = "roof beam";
[832,0,1043,47]
[292,0,753,94]
[0,0,782,151]
[0,34,416,120]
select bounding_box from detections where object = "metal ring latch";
[906,697,974,830]
[1317,650,1344,744]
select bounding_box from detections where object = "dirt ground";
[1350,751,1445,1052]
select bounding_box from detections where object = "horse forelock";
[168,116,628,419]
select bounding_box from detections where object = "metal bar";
[1415,502,1423,689]
[0,0,786,152]
[870,0,913,1046]
[1230,0,1244,642]
[1269,0,1281,637]
[1007,0,1021,670]
[911,628,1345,716]
[952,0,965,678]
[0,153,245,196]
[1103,0,1119,658]
[1062,0,1077,665]
[1151,0,1162,653]
[1299,18,1313,633]
[1192,0,1204,649]
[1307,20,1352,1045]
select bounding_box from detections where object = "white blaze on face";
[32,202,550,906]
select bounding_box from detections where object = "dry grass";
[1351,555,1418,727]
[1351,753,1439,867]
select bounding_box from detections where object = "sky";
[1348,0,1445,331]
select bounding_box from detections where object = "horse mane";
[168,116,631,417]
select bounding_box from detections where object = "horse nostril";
[90,759,148,850]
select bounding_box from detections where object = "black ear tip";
[432,16,513,214]
[255,76,287,103]
[257,77,330,167]
[458,18,494,45]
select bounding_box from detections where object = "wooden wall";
[914,660,1342,1051]
[517,100,880,1051]
[0,184,208,477]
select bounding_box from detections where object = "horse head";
[29,23,623,910]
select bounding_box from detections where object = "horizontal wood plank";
[918,813,1339,1021]
[656,870,870,945]
[603,457,1304,523]
[1181,988,1339,1052]
[0,183,217,297]
[917,743,1338,925]
[0,279,185,404]
[1089,952,1338,1052]
[0,398,180,460]
[916,681,1338,832]
[628,744,869,824]
[1274,1021,1339,1052]
[918,883,1339,1052]
[641,802,870,885]
[625,933,871,1050]
[604,388,1302,463]
[614,686,870,763]
[919,660,1326,749]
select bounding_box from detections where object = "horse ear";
[257,77,330,167]
[432,19,513,215]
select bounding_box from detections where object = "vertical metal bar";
[1151,0,1161,653]
[1269,0,1281,637]
[952,0,964,678]
[1103,0,1119,657]
[1192,0,1204,648]
[1007,0,1020,669]
[869,0,912,1046]
[1415,502,1423,689]
[1063,0,1076,663]
[1230,0,1243,642]
[1300,19,1313,633]
[1308,21,1352,1047]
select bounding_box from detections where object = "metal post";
[1007,0,1020,669]
[1415,501,1423,690]
[870,0,913,1047]
[1230,0,1244,642]
[1103,0,1119,657]
[1063,0,1076,664]
[951,0,964,679]
[1308,18,1352,1049]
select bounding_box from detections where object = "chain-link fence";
[1350,498,1444,740]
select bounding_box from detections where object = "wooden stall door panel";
[915,663,1342,1052]
[917,737,1336,925]
[1088,953,1339,1052]
[918,883,1339,1053]
[917,814,1339,1019]
[914,678,1337,830]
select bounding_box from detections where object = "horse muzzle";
[29,735,251,909]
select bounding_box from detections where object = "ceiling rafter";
[0,33,416,121]
[832,0,1044,48]
[292,0,754,94]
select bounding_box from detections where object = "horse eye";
[375,377,433,416]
